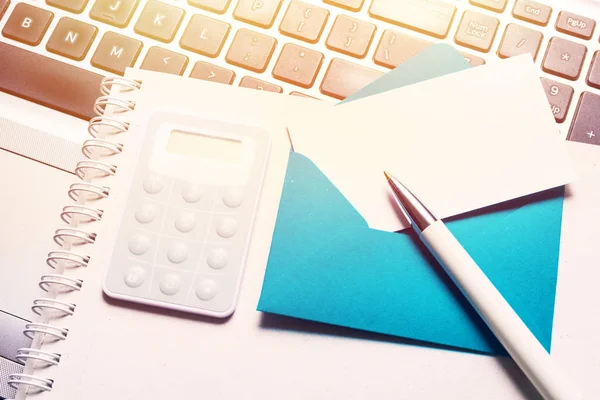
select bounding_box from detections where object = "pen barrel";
[420,221,582,400]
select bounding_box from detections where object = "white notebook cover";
[15,70,600,400]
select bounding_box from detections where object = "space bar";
[0,42,103,120]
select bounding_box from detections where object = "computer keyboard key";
[461,52,485,66]
[498,23,543,61]
[225,28,277,73]
[91,31,142,75]
[179,14,230,57]
[0,42,103,120]
[272,43,323,88]
[134,0,184,43]
[455,10,499,53]
[46,17,98,61]
[279,1,329,44]
[320,58,383,99]
[89,0,138,28]
[141,46,188,75]
[512,0,551,26]
[469,0,507,13]
[369,0,456,39]
[326,15,376,58]
[374,29,431,69]
[46,0,88,13]
[0,0,9,20]
[555,11,595,40]
[233,0,282,29]
[239,76,283,93]
[289,91,318,99]
[542,37,587,81]
[324,0,363,12]
[188,0,231,14]
[568,92,600,146]
[2,4,53,46]
[587,51,600,89]
[190,61,235,84]
[540,78,573,123]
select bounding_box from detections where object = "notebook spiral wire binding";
[7,76,141,399]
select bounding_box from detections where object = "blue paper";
[257,44,563,354]
[258,153,563,354]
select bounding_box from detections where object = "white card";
[288,56,577,232]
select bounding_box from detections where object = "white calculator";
[104,111,270,318]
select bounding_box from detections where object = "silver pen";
[384,171,581,400]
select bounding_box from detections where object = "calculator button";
[174,212,196,233]
[124,265,147,288]
[207,247,228,269]
[143,175,164,194]
[216,217,237,238]
[167,242,188,263]
[128,234,151,255]
[135,203,157,224]
[159,273,182,295]
[182,183,204,203]
[222,187,244,208]
[195,279,218,300]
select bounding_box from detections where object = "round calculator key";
[135,204,157,224]
[195,279,218,301]
[222,187,244,208]
[207,248,228,270]
[182,183,204,203]
[167,242,188,264]
[159,273,182,296]
[174,212,196,233]
[216,218,237,238]
[143,175,164,194]
[124,265,147,288]
[128,234,151,255]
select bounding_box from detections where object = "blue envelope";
[257,45,564,355]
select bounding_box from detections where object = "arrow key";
[141,46,188,75]
[189,61,235,84]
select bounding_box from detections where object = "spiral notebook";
[8,68,598,400]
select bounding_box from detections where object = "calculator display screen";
[167,130,243,163]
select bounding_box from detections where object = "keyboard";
[0,0,599,146]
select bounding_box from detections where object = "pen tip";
[383,171,393,181]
